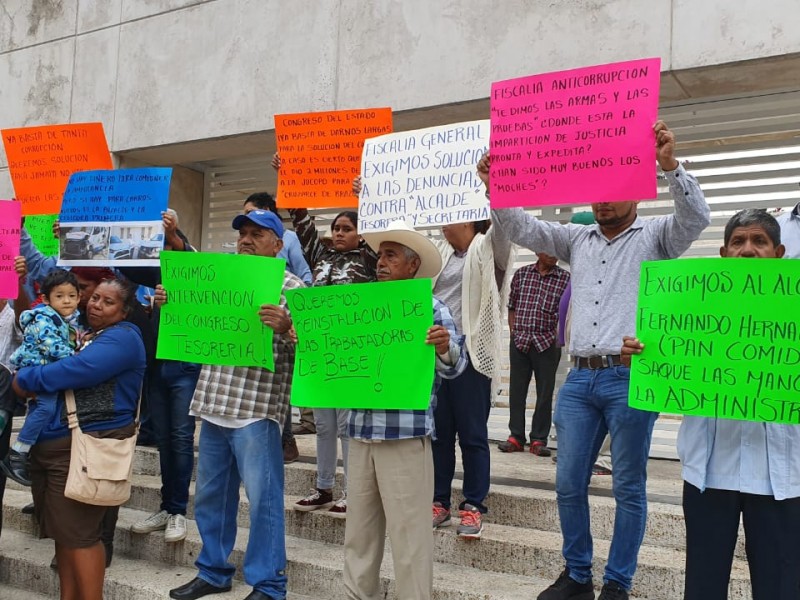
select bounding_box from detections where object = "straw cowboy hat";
[362,219,443,279]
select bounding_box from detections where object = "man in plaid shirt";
[344,221,467,600]
[166,210,304,600]
[499,252,570,456]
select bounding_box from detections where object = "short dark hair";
[41,270,79,299]
[472,220,491,235]
[723,209,781,247]
[244,193,277,215]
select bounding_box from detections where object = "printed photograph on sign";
[57,167,172,267]
[275,108,393,210]
[489,57,661,209]
[359,120,490,233]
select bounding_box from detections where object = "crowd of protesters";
[0,119,797,600]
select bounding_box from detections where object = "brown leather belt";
[573,355,624,369]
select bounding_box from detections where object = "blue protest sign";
[58,168,173,267]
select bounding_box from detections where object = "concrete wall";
[1,0,799,199]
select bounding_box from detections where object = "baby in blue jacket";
[1,270,82,486]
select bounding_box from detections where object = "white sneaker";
[328,496,347,519]
[131,510,169,534]
[164,514,187,543]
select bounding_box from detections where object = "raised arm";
[19,227,58,285]
[651,121,711,257]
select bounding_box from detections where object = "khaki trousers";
[343,436,434,600]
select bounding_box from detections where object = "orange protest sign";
[2,123,112,215]
[275,108,392,209]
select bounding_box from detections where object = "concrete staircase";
[0,434,752,599]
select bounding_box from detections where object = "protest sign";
[358,120,489,232]
[286,278,435,409]
[1,123,112,215]
[275,108,393,209]
[490,57,661,208]
[0,201,21,298]
[57,168,171,267]
[24,214,59,257]
[630,258,800,425]
[156,251,286,370]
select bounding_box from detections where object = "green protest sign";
[25,214,59,257]
[156,251,286,370]
[286,278,435,409]
[630,258,800,424]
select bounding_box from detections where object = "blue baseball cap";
[232,210,285,237]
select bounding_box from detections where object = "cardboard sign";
[359,120,489,232]
[1,123,112,215]
[490,57,661,208]
[0,201,21,298]
[57,168,171,267]
[275,108,393,209]
[286,279,435,409]
[630,258,800,424]
[23,214,59,257]
[156,251,286,370]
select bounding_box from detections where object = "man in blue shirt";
[342,220,467,600]
[622,209,800,600]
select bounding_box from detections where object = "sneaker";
[283,438,299,464]
[432,502,451,529]
[497,437,524,453]
[456,504,483,539]
[328,495,347,519]
[164,514,187,543]
[537,568,595,600]
[592,464,613,476]
[530,441,552,457]
[598,580,629,600]
[294,488,334,511]
[0,449,32,486]
[131,510,170,534]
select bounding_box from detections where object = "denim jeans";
[17,392,58,446]
[553,365,657,590]
[432,358,492,513]
[194,418,286,598]
[149,360,201,515]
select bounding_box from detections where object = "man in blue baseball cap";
[165,208,304,600]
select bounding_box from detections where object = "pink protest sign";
[0,200,22,299]
[490,57,661,208]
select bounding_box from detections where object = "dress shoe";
[1,449,32,486]
[291,423,316,435]
[244,590,278,600]
[169,577,231,600]
[283,438,299,464]
[21,502,35,515]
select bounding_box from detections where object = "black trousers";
[0,414,11,540]
[507,341,561,444]
[683,482,800,600]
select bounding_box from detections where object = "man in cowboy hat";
[342,220,468,600]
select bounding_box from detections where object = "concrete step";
[0,527,320,600]
[1,489,750,600]
[0,489,663,600]
[121,461,748,562]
